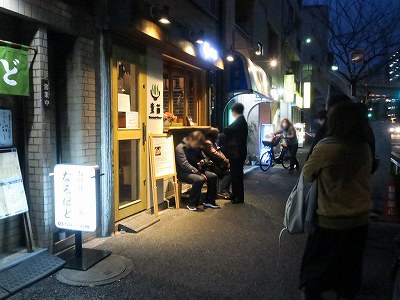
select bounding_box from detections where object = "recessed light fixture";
[151,5,171,24]
[226,54,234,62]
[190,29,205,44]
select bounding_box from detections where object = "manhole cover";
[56,255,132,286]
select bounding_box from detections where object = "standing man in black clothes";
[222,103,248,204]
[306,110,327,161]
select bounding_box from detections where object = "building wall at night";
[221,0,305,141]
[301,5,330,111]
[0,0,98,250]
[1,0,225,251]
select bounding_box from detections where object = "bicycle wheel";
[282,153,291,169]
[259,151,273,172]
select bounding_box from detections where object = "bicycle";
[259,136,291,172]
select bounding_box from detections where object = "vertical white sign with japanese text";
[54,164,99,232]
[0,109,12,147]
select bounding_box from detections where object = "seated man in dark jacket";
[175,131,219,211]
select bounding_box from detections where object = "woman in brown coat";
[300,102,373,299]
[203,128,232,199]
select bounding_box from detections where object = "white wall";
[279,101,292,121]
[146,48,165,206]
[146,48,164,134]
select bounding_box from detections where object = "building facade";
[0,0,224,252]
[219,0,308,158]
[0,0,99,251]
[1,0,339,253]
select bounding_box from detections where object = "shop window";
[268,27,279,57]
[163,62,203,125]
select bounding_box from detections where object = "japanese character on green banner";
[0,47,29,96]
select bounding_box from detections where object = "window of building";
[163,60,205,125]
[268,26,279,57]
[190,0,219,18]
[235,0,254,35]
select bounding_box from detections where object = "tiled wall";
[0,0,97,250]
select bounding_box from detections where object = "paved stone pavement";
[10,148,398,299]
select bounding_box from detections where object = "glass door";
[112,56,147,221]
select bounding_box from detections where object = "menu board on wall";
[0,149,28,220]
[0,109,12,148]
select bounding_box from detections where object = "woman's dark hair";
[316,110,328,121]
[205,127,220,142]
[326,94,352,111]
[327,102,369,143]
[232,102,244,115]
[281,118,292,128]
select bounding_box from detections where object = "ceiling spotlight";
[269,59,278,67]
[151,5,171,24]
[190,29,205,44]
[226,54,234,62]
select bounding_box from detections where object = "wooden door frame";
[111,47,147,222]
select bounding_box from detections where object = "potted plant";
[249,154,258,166]
[163,112,177,127]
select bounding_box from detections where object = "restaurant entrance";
[111,47,147,221]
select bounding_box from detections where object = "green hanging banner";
[0,46,29,96]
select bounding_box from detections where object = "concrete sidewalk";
[10,148,398,299]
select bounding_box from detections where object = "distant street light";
[270,59,278,67]
[305,38,312,44]
[331,65,339,71]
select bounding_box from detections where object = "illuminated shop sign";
[284,74,295,103]
[303,82,311,109]
[54,164,99,232]
[200,42,218,62]
[295,93,303,108]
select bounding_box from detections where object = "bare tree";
[306,0,400,97]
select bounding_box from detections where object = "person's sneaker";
[218,192,232,199]
[203,202,220,209]
[186,205,198,211]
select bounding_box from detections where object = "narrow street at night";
[1,0,400,299]
[8,149,397,300]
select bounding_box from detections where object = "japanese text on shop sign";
[149,84,162,120]
[54,164,98,232]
